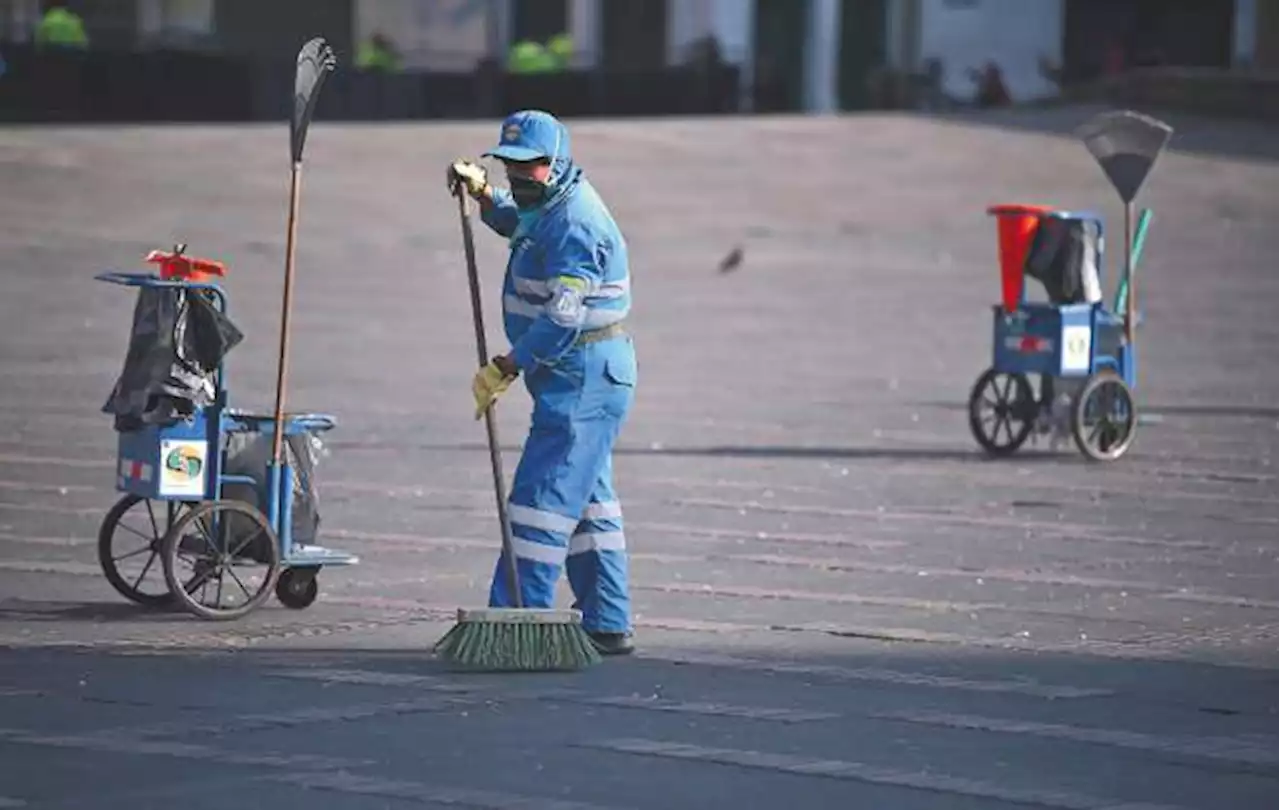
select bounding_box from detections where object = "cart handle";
[224,411,337,434]
[94,271,228,311]
[1035,209,1107,235]
[985,206,1106,227]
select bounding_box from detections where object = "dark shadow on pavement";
[912,103,1277,163]
[0,637,1274,810]
[342,441,1069,464]
[0,599,181,623]
[614,445,1063,463]
[911,400,1280,421]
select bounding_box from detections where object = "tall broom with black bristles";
[433,180,601,672]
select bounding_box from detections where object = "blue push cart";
[966,110,1173,462]
[94,37,355,619]
[94,266,358,620]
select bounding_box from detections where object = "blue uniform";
[477,111,635,634]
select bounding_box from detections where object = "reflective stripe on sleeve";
[512,276,630,302]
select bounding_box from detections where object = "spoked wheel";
[161,500,281,620]
[275,567,320,610]
[967,368,1037,457]
[1071,372,1137,462]
[98,495,197,608]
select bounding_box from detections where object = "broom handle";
[270,162,303,469]
[455,186,523,609]
[1123,200,1136,346]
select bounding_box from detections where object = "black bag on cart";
[221,430,325,554]
[101,286,244,432]
[1023,216,1103,306]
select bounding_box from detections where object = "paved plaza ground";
[0,105,1275,809]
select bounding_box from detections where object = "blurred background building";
[0,0,1272,120]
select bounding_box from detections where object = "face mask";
[509,175,548,209]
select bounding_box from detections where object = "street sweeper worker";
[447,109,637,656]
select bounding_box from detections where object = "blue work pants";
[487,335,636,633]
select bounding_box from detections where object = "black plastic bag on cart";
[221,430,325,559]
[1023,216,1103,306]
[101,287,244,432]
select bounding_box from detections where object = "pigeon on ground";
[717,245,744,274]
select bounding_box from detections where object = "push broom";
[267,37,334,555]
[433,182,601,672]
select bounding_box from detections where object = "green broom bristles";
[433,608,602,672]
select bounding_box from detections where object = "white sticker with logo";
[1061,325,1092,373]
[158,439,208,497]
[549,286,585,325]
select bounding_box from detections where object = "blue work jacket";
[480,165,630,373]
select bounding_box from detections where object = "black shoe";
[588,632,635,656]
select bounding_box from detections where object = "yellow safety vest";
[546,34,573,70]
[355,41,400,73]
[508,41,557,74]
[35,8,89,49]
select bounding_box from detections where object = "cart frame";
[94,270,357,619]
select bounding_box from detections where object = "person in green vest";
[34,1,89,50]
[355,32,401,73]
[507,40,557,74]
[545,33,573,70]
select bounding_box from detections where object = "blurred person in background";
[355,31,401,73]
[507,39,556,73]
[34,0,87,50]
[967,59,1011,107]
[546,32,573,69]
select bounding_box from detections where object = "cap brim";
[482,144,545,162]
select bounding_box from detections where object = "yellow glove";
[448,159,489,199]
[472,360,515,419]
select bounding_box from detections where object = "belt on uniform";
[576,321,627,345]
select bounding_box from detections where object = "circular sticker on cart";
[159,439,207,497]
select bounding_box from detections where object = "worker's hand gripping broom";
[432,183,601,672]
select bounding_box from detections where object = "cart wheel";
[161,500,281,621]
[967,368,1037,457]
[98,495,197,608]
[276,567,320,610]
[1071,372,1136,462]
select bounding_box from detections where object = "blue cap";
[483,110,569,163]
